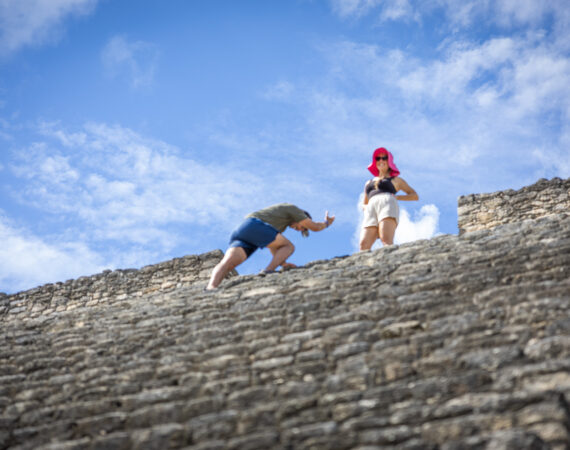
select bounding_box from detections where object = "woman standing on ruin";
[359,147,418,250]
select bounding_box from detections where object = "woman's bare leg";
[379,218,397,245]
[359,226,378,251]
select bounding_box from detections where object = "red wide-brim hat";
[367,147,400,177]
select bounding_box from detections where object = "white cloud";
[456,0,564,30]
[12,122,268,250]
[101,35,159,89]
[494,0,548,27]
[398,37,518,100]
[531,146,570,179]
[432,0,488,28]
[380,0,414,21]
[0,0,98,56]
[39,121,87,147]
[0,213,106,293]
[330,0,570,36]
[394,204,440,244]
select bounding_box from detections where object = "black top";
[365,177,397,198]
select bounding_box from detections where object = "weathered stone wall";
[1,180,569,450]
[458,176,570,234]
[0,250,230,320]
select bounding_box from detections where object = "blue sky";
[1,0,569,294]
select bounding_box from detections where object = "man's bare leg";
[264,234,295,272]
[206,247,247,290]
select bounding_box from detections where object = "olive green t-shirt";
[246,203,309,233]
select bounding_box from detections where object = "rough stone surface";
[0,250,234,319]
[458,176,570,234]
[1,178,569,449]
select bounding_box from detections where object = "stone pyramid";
[1,177,569,449]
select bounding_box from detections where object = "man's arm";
[298,211,335,232]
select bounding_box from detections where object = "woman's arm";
[363,181,370,207]
[393,177,419,201]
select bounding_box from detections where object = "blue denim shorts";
[228,217,279,258]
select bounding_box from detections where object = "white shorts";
[363,193,399,227]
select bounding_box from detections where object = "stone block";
[359,425,417,445]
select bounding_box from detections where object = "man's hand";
[281,262,297,270]
[324,211,335,227]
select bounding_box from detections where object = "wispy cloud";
[330,0,569,32]
[329,0,570,58]
[20,122,267,237]
[0,0,98,56]
[0,212,106,293]
[101,35,159,89]
[329,0,382,19]
[532,146,570,178]
[380,0,415,22]
[437,0,561,30]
